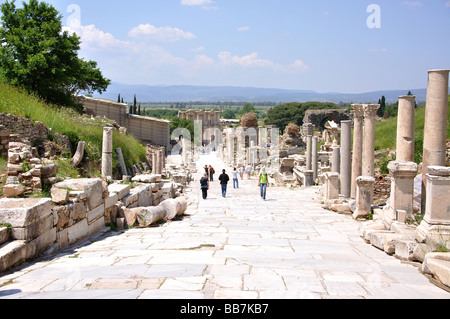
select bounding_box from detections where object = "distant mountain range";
[92,82,448,104]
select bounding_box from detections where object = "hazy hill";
[92,82,443,104]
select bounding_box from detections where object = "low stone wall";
[0,173,185,272]
[0,114,72,155]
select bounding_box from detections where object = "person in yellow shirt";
[258,167,269,200]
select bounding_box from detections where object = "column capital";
[351,104,365,117]
[363,104,380,118]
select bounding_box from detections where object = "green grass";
[374,97,450,164]
[0,81,146,171]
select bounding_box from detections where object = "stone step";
[422,253,450,288]
[0,227,10,246]
[0,240,27,273]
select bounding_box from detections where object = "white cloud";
[288,60,309,73]
[218,52,276,69]
[128,24,196,42]
[63,19,127,50]
[181,0,217,10]
[368,48,388,53]
[237,26,251,32]
[401,1,422,9]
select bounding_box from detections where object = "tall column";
[306,135,312,170]
[312,136,318,183]
[396,96,416,162]
[362,104,380,177]
[353,104,379,220]
[101,127,113,178]
[421,69,450,213]
[340,120,352,198]
[351,104,364,199]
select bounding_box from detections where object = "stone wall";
[303,109,352,131]
[76,96,171,151]
[0,113,71,155]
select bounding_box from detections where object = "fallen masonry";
[0,174,189,273]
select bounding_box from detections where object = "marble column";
[306,135,312,171]
[396,96,416,162]
[312,136,318,183]
[353,104,379,220]
[331,147,340,174]
[421,69,450,213]
[340,120,352,198]
[152,152,158,174]
[362,104,380,177]
[351,104,364,199]
[101,127,113,178]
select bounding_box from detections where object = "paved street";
[0,153,449,299]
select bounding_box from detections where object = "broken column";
[384,161,418,226]
[331,147,340,174]
[324,172,340,203]
[416,166,450,246]
[115,147,128,178]
[396,96,416,162]
[340,120,352,198]
[351,104,364,199]
[421,69,450,213]
[101,127,113,178]
[383,96,418,226]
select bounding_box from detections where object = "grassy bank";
[0,81,146,171]
[374,96,450,167]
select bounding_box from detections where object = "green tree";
[117,94,121,103]
[170,117,194,141]
[377,96,386,117]
[239,103,255,116]
[133,94,137,114]
[0,0,110,109]
[265,101,338,133]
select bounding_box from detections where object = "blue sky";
[2,0,450,93]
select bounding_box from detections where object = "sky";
[1,0,450,93]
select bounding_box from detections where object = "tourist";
[204,165,209,180]
[200,173,209,200]
[218,169,230,197]
[209,165,215,182]
[258,167,269,200]
[238,165,244,180]
[232,168,239,189]
[246,164,252,179]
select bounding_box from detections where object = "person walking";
[258,167,269,200]
[200,173,209,200]
[238,165,244,180]
[204,165,209,180]
[218,169,230,197]
[209,165,215,182]
[246,164,252,179]
[232,167,239,189]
